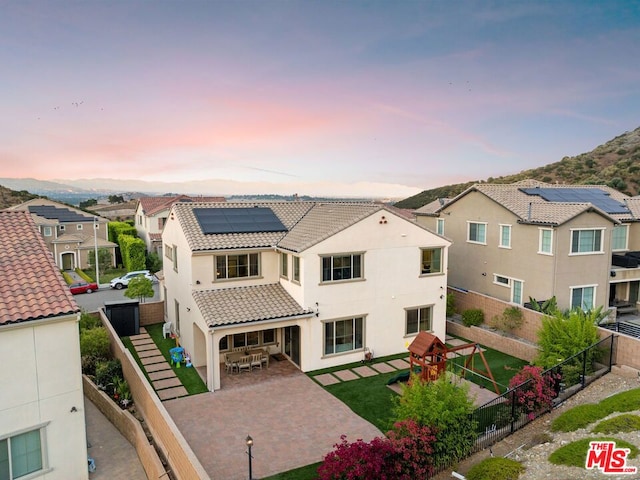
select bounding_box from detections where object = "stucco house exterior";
[161,201,450,391]
[135,195,226,255]
[7,198,116,271]
[414,180,640,312]
[0,211,88,480]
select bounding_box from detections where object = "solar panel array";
[520,188,629,215]
[28,205,91,222]
[193,207,287,234]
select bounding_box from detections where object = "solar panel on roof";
[28,205,90,222]
[193,207,287,234]
[520,188,629,215]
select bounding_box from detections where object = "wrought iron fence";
[469,334,616,453]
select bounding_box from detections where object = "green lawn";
[123,322,208,395]
[262,463,321,480]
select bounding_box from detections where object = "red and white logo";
[585,441,637,475]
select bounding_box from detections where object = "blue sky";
[1,1,639,198]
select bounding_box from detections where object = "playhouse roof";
[408,331,447,357]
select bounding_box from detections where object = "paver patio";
[165,374,382,480]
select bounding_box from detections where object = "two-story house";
[0,211,88,480]
[135,195,225,255]
[7,198,116,271]
[161,201,450,391]
[415,180,640,312]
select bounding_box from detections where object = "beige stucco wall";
[0,315,88,480]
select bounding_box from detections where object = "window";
[234,332,259,348]
[324,317,364,355]
[571,286,595,310]
[420,248,442,274]
[174,300,180,335]
[42,226,52,237]
[405,306,432,335]
[219,336,228,351]
[612,225,628,251]
[216,253,260,280]
[76,224,83,230]
[499,224,511,248]
[570,229,603,254]
[292,256,300,283]
[59,225,65,231]
[158,217,167,229]
[436,218,445,236]
[494,275,510,286]
[321,254,363,282]
[280,252,288,278]
[220,329,276,351]
[467,222,487,244]
[164,244,173,260]
[539,228,553,254]
[0,428,45,479]
[511,280,523,305]
[138,215,143,225]
[172,245,178,272]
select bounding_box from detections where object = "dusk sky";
[2,1,639,198]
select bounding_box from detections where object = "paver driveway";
[164,372,382,479]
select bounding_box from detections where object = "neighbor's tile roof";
[442,180,630,225]
[7,198,98,223]
[414,198,451,216]
[139,195,226,216]
[193,283,312,327]
[172,202,315,251]
[0,211,79,325]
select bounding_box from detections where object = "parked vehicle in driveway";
[69,281,99,294]
[110,270,157,289]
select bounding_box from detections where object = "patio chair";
[250,353,263,371]
[224,354,237,374]
[237,355,252,373]
[162,322,173,339]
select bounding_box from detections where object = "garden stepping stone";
[157,386,188,401]
[141,355,167,366]
[313,373,341,386]
[153,377,183,390]
[135,343,158,352]
[353,365,378,377]
[148,370,177,381]
[131,337,155,346]
[387,358,410,370]
[333,370,359,381]
[137,349,162,358]
[370,362,396,373]
[145,362,171,373]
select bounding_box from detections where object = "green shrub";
[549,437,638,467]
[61,270,73,285]
[79,311,102,330]
[446,293,455,317]
[80,326,111,362]
[95,359,123,392]
[466,457,525,480]
[490,306,523,333]
[462,309,484,327]
[75,268,94,282]
[592,414,640,434]
[551,404,602,432]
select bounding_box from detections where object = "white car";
[110,270,157,289]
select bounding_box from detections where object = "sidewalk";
[85,396,147,480]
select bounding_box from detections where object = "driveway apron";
[164,373,382,479]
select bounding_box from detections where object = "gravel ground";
[436,372,640,480]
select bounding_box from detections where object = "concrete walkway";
[130,327,188,401]
[165,373,382,480]
[85,396,147,480]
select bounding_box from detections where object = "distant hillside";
[0,185,39,210]
[395,126,640,209]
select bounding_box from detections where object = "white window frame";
[280,252,288,279]
[611,224,628,252]
[467,221,487,245]
[499,224,511,248]
[320,253,364,283]
[76,224,83,230]
[405,305,433,336]
[538,228,553,255]
[511,278,524,305]
[215,253,260,280]
[323,316,364,356]
[164,244,173,260]
[42,226,52,237]
[172,245,178,273]
[493,274,510,287]
[59,225,65,231]
[420,247,443,275]
[570,284,596,310]
[0,424,50,480]
[436,218,445,236]
[570,228,604,255]
[292,256,300,284]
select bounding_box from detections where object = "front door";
[61,252,74,270]
[283,326,300,366]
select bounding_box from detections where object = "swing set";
[407,331,500,394]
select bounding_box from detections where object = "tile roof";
[193,283,313,327]
[0,211,79,325]
[7,198,103,223]
[442,180,630,225]
[414,198,451,216]
[139,195,226,216]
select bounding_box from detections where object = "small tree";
[87,247,113,278]
[146,251,162,273]
[124,276,154,303]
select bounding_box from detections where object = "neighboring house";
[135,195,225,255]
[161,201,450,391]
[0,211,88,480]
[86,199,137,221]
[6,198,116,271]
[414,180,640,312]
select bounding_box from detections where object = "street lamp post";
[93,217,100,286]
[246,435,253,480]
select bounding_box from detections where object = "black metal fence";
[601,320,640,338]
[469,334,616,452]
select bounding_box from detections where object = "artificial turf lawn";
[262,462,321,480]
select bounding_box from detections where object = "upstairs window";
[539,228,553,255]
[292,256,300,283]
[76,224,83,230]
[42,226,52,237]
[612,225,628,251]
[216,253,260,280]
[436,218,445,236]
[280,252,288,278]
[467,222,487,244]
[420,248,442,275]
[499,224,511,248]
[321,253,363,282]
[570,229,603,254]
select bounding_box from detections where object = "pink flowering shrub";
[508,365,559,420]
[317,420,436,480]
